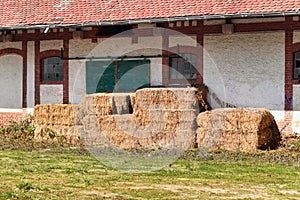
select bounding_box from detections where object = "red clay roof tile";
[0,0,299,27]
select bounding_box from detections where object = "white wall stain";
[40,40,63,52]
[27,41,35,109]
[0,41,22,50]
[204,32,285,110]
[40,85,63,104]
[293,30,300,44]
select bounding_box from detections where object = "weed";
[0,115,83,150]
[285,137,300,151]
[17,182,34,191]
[0,192,19,199]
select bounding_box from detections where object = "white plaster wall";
[69,39,104,104]
[0,55,22,108]
[169,35,197,48]
[27,41,35,108]
[40,40,63,52]
[292,111,300,134]
[69,59,86,104]
[293,85,300,111]
[0,41,22,49]
[270,110,285,121]
[293,30,300,44]
[138,36,163,86]
[204,32,285,110]
[69,39,101,57]
[40,85,63,104]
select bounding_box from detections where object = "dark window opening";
[98,25,133,36]
[169,53,197,80]
[294,52,300,79]
[41,57,64,82]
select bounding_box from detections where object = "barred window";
[294,52,300,79]
[41,57,64,82]
[169,53,197,80]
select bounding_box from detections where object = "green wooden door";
[86,61,115,94]
[117,60,150,92]
[86,60,150,94]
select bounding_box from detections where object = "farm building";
[0,0,300,134]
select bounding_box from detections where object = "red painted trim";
[293,42,300,52]
[63,40,69,104]
[165,21,298,35]
[11,28,134,42]
[22,41,27,108]
[234,22,286,33]
[40,50,61,59]
[203,25,222,34]
[285,17,294,111]
[34,40,40,104]
[40,81,63,85]
[197,32,204,84]
[162,33,169,86]
[0,20,297,43]
[0,48,23,56]
[13,30,73,41]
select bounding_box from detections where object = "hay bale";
[131,88,199,127]
[96,114,179,150]
[82,93,132,116]
[34,104,79,126]
[196,108,280,151]
[33,104,82,146]
[80,88,199,151]
[34,104,50,125]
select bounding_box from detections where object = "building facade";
[0,1,300,133]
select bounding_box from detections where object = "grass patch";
[1,119,300,199]
[0,149,300,199]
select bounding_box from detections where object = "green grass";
[0,149,300,199]
[1,118,300,199]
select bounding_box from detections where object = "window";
[169,53,197,80]
[294,52,300,79]
[41,57,64,82]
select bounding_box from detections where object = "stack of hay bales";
[34,104,82,146]
[80,88,199,151]
[79,93,134,148]
[196,108,281,151]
